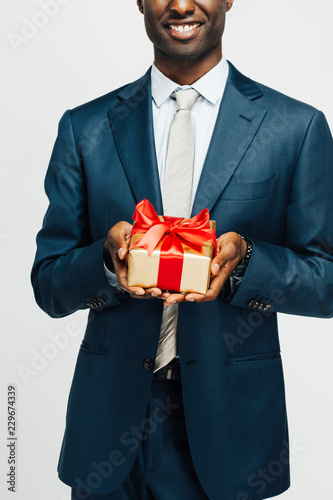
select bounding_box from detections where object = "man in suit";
[31,0,333,499]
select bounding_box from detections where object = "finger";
[109,222,133,260]
[120,280,146,296]
[211,250,233,275]
[129,288,163,300]
[185,269,230,303]
[156,292,171,301]
[211,236,242,275]
[164,293,185,305]
[127,287,146,296]
[129,292,152,299]
[184,292,205,302]
[118,247,127,260]
[185,277,222,302]
[211,243,231,275]
[115,262,145,295]
[145,287,163,298]
[206,267,231,296]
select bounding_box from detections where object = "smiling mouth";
[166,22,202,40]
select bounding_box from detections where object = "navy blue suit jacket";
[31,63,333,500]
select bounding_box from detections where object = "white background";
[1,0,333,499]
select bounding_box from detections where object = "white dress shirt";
[104,57,229,287]
[152,56,229,206]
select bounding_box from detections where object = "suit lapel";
[108,70,163,214]
[108,64,267,217]
[192,63,267,215]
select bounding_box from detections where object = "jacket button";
[143,359,154,371]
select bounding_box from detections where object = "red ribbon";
[130,199,217,291]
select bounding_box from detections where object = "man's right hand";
[103,221,164,300]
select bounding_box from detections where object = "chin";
[159,42,209,62]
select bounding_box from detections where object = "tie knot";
[173,88,200,112]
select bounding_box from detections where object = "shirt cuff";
[103,262,124,293]
[229,274,244,295]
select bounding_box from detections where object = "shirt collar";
[151,56,229,107]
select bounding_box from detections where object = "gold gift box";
[127,219,216,295]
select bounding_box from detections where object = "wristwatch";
[231,234,253,278]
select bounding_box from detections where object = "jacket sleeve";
[229,110,333,318]
[31,110,120,318]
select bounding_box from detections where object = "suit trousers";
[71,376,209,500]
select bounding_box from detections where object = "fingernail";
[151,292,157,297]
[212,263,220,274]
[118,248,125,259]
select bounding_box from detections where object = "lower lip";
[166,24,201,40]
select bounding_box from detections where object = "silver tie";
[154,88,200,373]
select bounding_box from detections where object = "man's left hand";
[162,232,247,305]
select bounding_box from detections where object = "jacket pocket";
[231,350,281,365]
[80,339,110,355]
[222,174,279,201]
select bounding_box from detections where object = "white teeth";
[170,23,199,33]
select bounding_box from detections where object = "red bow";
[130,199,216,291]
